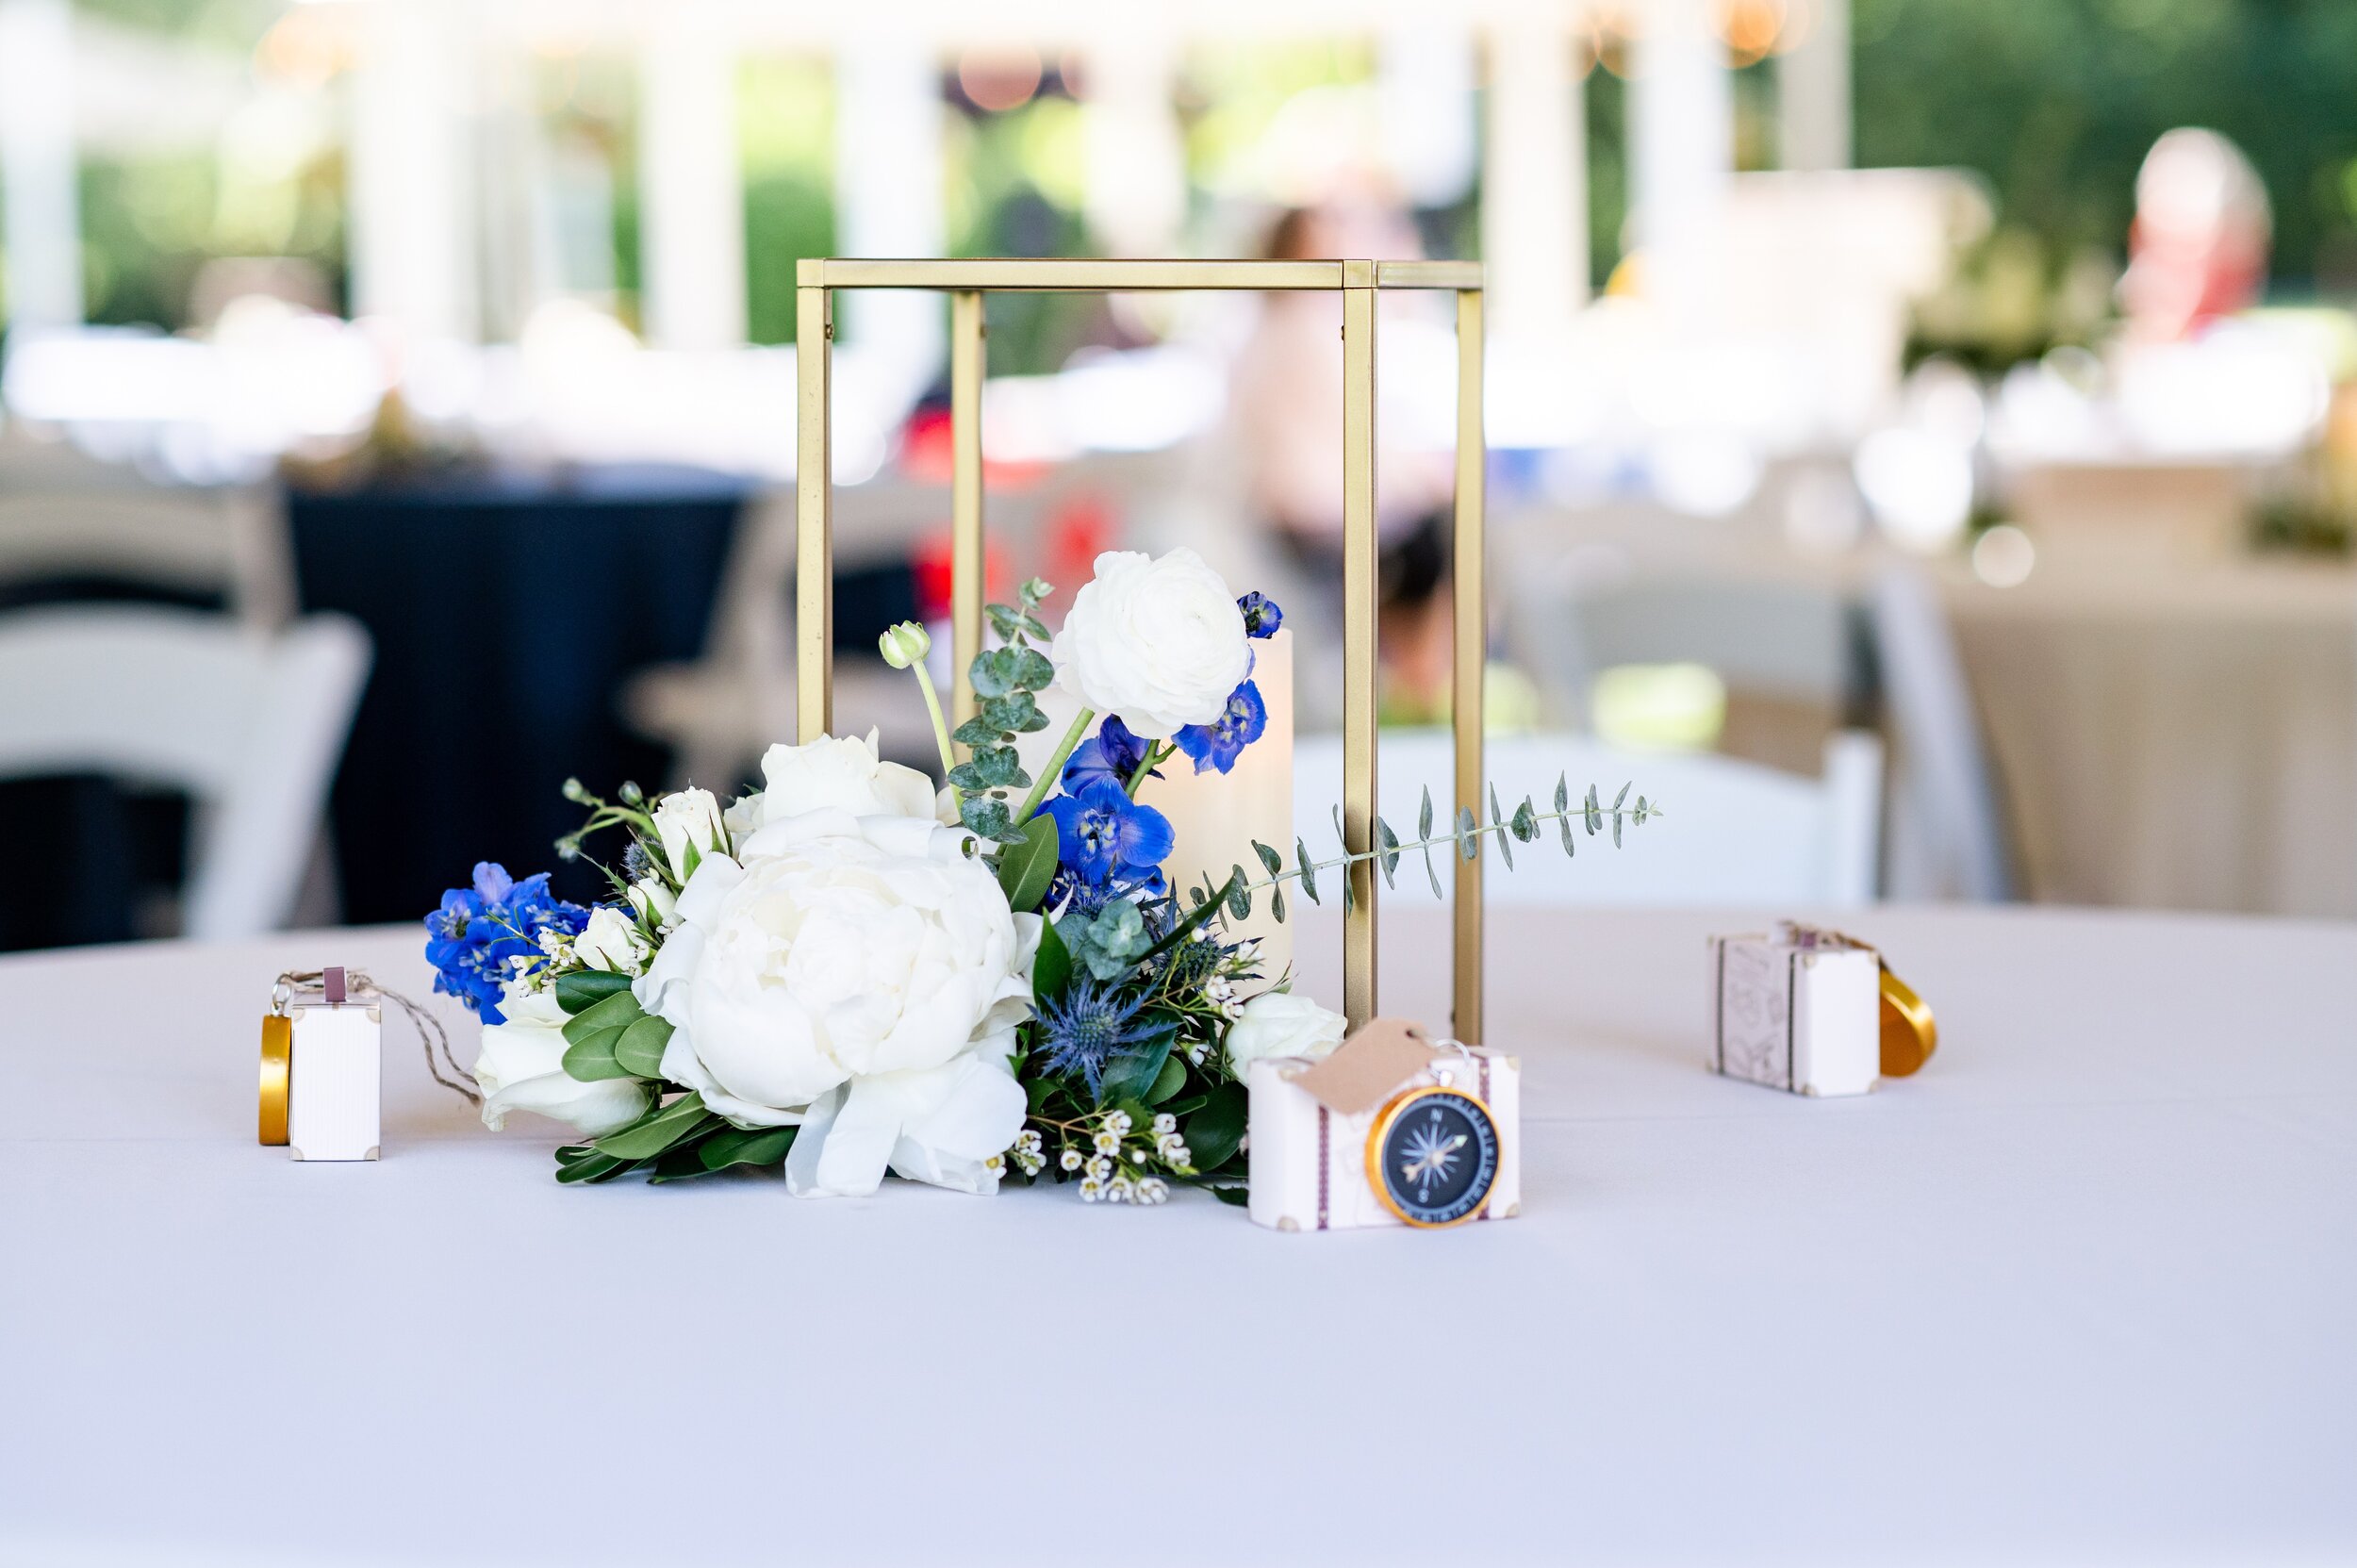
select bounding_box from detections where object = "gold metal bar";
[811,258,1346,292]
[1374,259,1485,289]
[795,281,832,742]
[1341,261,1379,1030]
[949,290,986,737]
[1451,289,1486,1045]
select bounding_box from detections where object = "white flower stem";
[1015,706,1096,824]
[910,661,957,775]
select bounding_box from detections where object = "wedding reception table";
[3,905,2350,1566]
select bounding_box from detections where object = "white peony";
[574,905,648,974]
[752,731,935,827]
[1226,991,1349,1081]
[651,786,727,878]
[1051,548,1252,738]
[474,982,651,1137]
[635,809,1039,1197]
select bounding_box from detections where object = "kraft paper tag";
[1286,1016,1437,1117]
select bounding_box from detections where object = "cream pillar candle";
[1135,630,1294,989]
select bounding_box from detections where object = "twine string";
[273,969,480,1106]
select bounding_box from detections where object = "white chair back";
[0,607,371,938]
[1869,564,2013,901]
[0,487,296,629]
[1293,728,1882,907]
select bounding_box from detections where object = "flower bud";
[878,621,931,669]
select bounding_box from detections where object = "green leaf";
[1019,575,1053,606]
[1458,805,1480,862]
[1183,1082,1248,1172]
[553,1149,637,1184]
[554,969,634,1015]
[561,1027,630,1081]
[960,797,1017,843]
[1586,784,1602,835]
[698,1124,798,1173]
[1208,1183,1251,1207]
[1147,1054,1188,1104]
[1295,838,1319,903]
[1032,916,1074,1003]
[591,1093,716,1162]
[1555,773,1570,816]
[1253,839,1284,876]
[1010,649,1056,690]
[952,716,1002,747]
[1225,867,1250,921]
[981,692,1045,734]
[1270,884,1286,923]
[1491,784,1513,869]
[560,987,643,1046]
[1422,834,1443,898]
[646,1140,719,1183]
[997,813,1060,913]
[1419,784,1434,840]
[1613,782,1630,848]
[1098,1032,1176,1107]
[1375,817,1400,887]
[612,1013,674,1078]
[1511,797,1539,843]
[969,652,1014,699]
[948,746,1028,792]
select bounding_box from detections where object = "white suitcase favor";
[1248,1016,1521,1232]
[1708,922,1938,1098]
[260,966,382,1161]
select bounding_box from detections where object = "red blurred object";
[910,534,1012,622]
[898,404,1054,488]
[1045,492,1117,602]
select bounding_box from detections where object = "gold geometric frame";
[794,257,1486,1042]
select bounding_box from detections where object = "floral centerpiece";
[425,549,1652,1202]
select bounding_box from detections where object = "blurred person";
[2119,128,2271,343]
[1229,202,1457,718]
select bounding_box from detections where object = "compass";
[1364,1084,1500,1228]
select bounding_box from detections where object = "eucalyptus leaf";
[1270,884,1287,922]
[1511,797,1539,843]
[553,969,634,1015]
[968,653,1012,699]
[1491,785,1513,869]
[1376,817,1400,886]
[559,987,642,1046]
[1253,839,1284,876]
[1295,838,1319,903]
[1226,867,1251,921]
[1458,805,1479,862]
[1419,784,1435,840]
[1010,649,1055,690]
[1586,784,1602,835]
[612,1013,673,1078]
[952,716,1001,747]
[560,1027,630,1082]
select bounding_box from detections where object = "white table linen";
[3,905,2351,1566]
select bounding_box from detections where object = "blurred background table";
[4,903,2349,1566]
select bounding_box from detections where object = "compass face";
[1366,1087,1499,1227]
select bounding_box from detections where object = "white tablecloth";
[3,906,2352,1566]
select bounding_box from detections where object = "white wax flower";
[1051,548,1251,738]
[1226,991,1349,1081]
[754,731,935,827]
[474,982,651,1137]
[574,905,648,975]
[651,786,727,880]
[635,810,1039,1197]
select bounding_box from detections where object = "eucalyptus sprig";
[1184,777,1660,922]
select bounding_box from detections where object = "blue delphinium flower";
[1238,591,1283,638]
[423,862,589,1023]
[1061,715,1157,792]
[1034,978,1161,1098]
[1043,776,1174,886]
[1174,680,1268,775]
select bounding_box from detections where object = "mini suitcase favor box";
[1247,1017,1522,1232]
[1708,922,1938,1098]
[259,966,383,1162]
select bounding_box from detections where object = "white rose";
[651,786,727,879]
[474,982,651,1137]
[754,730,935,826]
[1226,991,1349,1081]
[1051,548,1251,738]
[574,905,648,974]
[720,789,762,850]
[635,811,1039,1197]
[626,875,677,929]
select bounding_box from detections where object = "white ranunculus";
[575,905,648,974]
[652,786,727,879]
[754,731,936,827]
[1226,991,1349,1081]
[474,982,651,1137]
[635,810,1039,1197]
[1051,548,1252,738]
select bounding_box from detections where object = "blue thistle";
[1035,979,1160,1098]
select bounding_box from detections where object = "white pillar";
[1481,18,1588,347]
[1080,34,1186,257]
[1380,20,1478,211]
[638,10,747,349]
[0,0,82,330]
[1628,0,1733,326]
[348,0,477,342]
[1778,0,1852,172]
[833,36,944,402]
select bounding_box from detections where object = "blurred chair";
[1868,564,2014,900]
[0,486,296,628]
[0,607,371,938]
[1294,728,1882,906]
